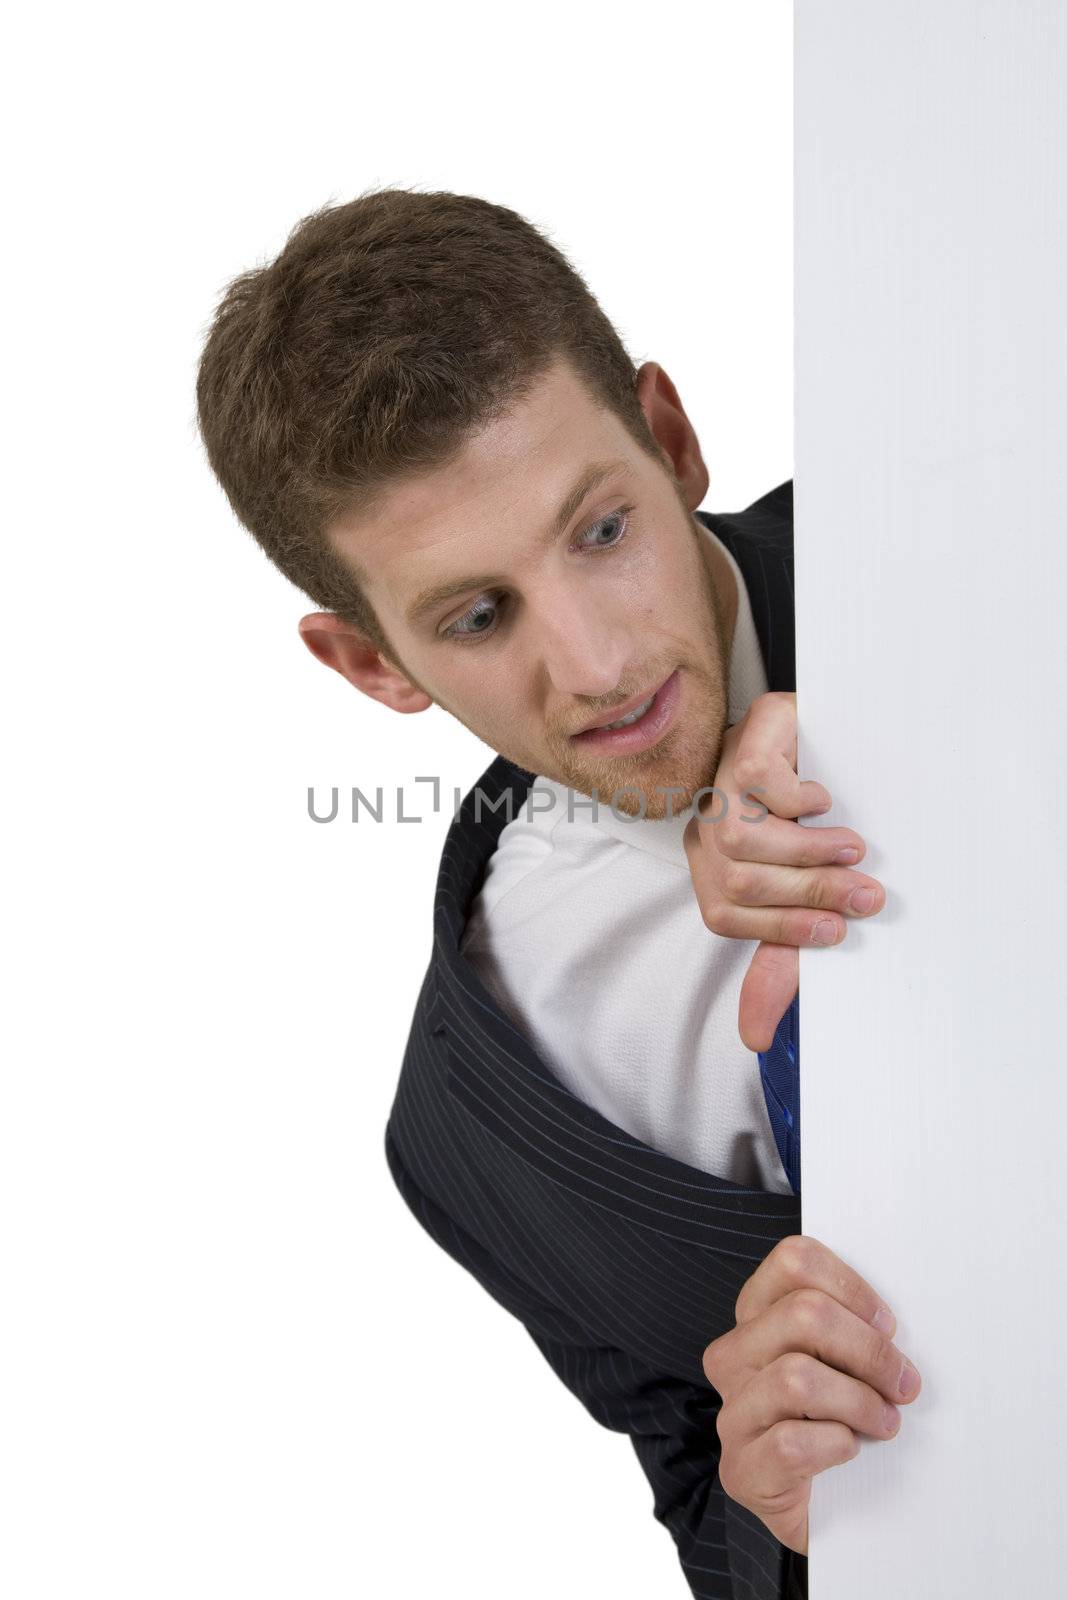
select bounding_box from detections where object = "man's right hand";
[701,1236,921,1556]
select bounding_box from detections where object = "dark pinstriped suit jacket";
[385,481,806,1599]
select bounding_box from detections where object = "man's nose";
[535,591,635,698]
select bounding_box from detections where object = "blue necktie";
[757,992,800,1194]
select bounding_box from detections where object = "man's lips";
[571,672,673,736]
[567,669,682,754]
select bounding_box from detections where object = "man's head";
[197,187,738,817]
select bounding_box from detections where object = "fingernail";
[872,1305,895,1335]
[833,847,860,864]
[811,919,837,945]
[898,1361,920,1399]
[848,887,877,913]
[883,1403,901,1433]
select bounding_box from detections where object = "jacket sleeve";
[385,1130,806,1600]
[524,1326,807,1600]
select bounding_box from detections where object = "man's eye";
[443,593,506,642]
[576,508,632,550]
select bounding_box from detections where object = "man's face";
[324,357,735,819]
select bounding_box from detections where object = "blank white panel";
[796,2,1067,1594]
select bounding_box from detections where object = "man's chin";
[591,775,712,820]
[495,678,728,820]
[543,745,719,821]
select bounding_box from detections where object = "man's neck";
[698,516,739,659]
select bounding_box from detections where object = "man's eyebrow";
[405,458,630,627]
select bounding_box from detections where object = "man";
[196,187,921,1599]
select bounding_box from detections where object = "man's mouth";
[569,669,682,754]
[595,692,658,731]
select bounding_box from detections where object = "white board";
[796,1,1067,1592]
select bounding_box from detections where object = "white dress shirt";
[460,523,792,1194]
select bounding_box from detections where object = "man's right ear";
[297,613,433,714]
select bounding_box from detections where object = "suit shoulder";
[698,478,793,555]
[744,478,792,522]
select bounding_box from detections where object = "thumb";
[739,942,798,1052]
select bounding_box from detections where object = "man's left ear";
[297,613,433,714]
[635,363,710,509]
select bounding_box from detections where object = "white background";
[3,4,791,1595]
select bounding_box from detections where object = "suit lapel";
[430,482,800,1250]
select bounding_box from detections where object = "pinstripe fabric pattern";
[385,482,806,1598]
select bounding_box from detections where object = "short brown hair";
[195,186,664,660]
